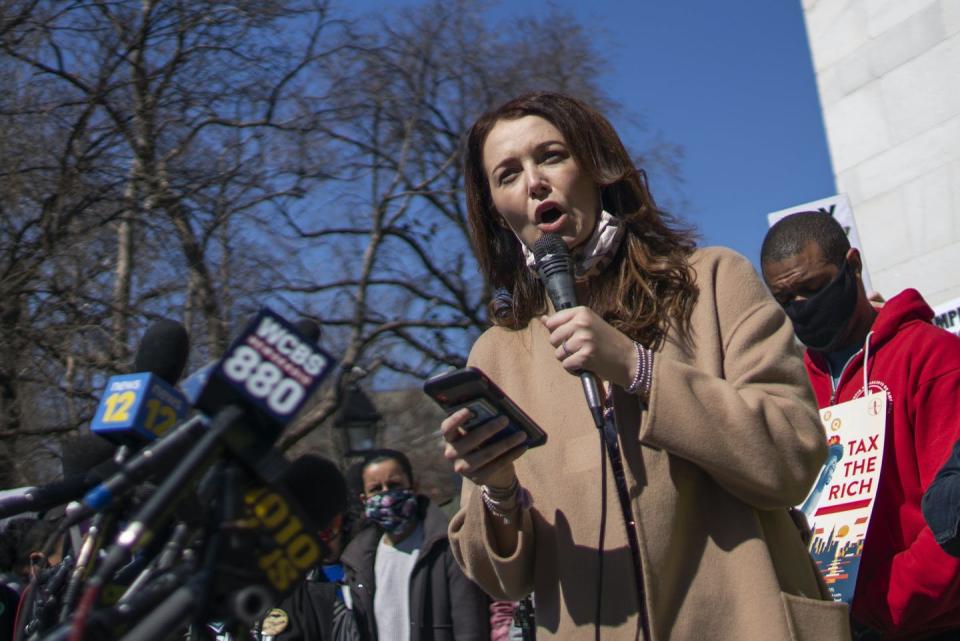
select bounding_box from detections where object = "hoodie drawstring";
[862,330,874,397]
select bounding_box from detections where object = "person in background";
[0,518,36,641]
[1,518,36,592]
[441,91,846,640]
[488,601,516,641]
[489,597,533,641]
[3,517,65,641]
[761,211,960,640]
[340,449,488,641]
[259,454,362,641]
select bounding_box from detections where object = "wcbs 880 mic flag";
[190,307,332,457]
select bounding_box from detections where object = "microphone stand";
[63,408,241,641]
[116,462,270,641]
[55,404,319,641]
[20,559,73,640]
[117,523,192,604]
[116,504,222,641]
[35,564,195,641]
[57,511,116,623]
[95,406,243,582]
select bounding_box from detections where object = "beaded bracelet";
[481,478,532,525]
[624,341,654,397]
[484,476,519,499]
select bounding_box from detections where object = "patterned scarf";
[522,209,626,281]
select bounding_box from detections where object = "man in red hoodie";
[761,211,960,641]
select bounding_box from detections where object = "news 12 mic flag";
[91,373,189,445]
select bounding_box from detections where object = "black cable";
[596,434,607,641]
[598,402,647,641]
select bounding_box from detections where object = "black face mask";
[783,260,859,352]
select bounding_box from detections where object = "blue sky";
[341,0,836,266]
[580,0,837,264]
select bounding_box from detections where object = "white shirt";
[373,521,424,641]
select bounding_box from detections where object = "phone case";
[423,367,547,448]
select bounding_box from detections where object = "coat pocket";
[780,592,851,641]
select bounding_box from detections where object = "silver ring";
[562,339,571,358]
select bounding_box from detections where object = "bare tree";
[0,0,346,482]
[0,0,680,476]
[275,0,673,450]
[0,51,127,482]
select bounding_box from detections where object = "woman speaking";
[441,93,850,641]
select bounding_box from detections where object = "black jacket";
[269,579,360,641]
[271,580,335,641]
[923,438,960,557]
[340,497,489,641]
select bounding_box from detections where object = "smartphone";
[423,366,547,448]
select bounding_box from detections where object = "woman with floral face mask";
[339,449,489,641]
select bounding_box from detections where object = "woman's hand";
[540,306,637,387]
[441,408,527,488]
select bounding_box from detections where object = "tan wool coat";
[449,247,852,641]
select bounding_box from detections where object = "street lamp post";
[333,384,381,456]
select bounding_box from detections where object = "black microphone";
[132,318,190,385]
[0,477,93,520]
[293,317,321,345]
[36,563,196,641]
[179,316,321,408]
[533,233,605,428]
[0,439,119,519]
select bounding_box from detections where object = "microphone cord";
[595,433,607,641]
[594,392,646,641]
[534,234,645,639]
[12,575,37,641]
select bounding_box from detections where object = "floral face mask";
[363,487,418,533]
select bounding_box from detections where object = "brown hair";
[464,92,698,348]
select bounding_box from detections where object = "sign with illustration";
[800,392,887,603]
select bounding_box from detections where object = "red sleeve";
[857,363,960,633]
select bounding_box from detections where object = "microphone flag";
[90,374,189,445]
